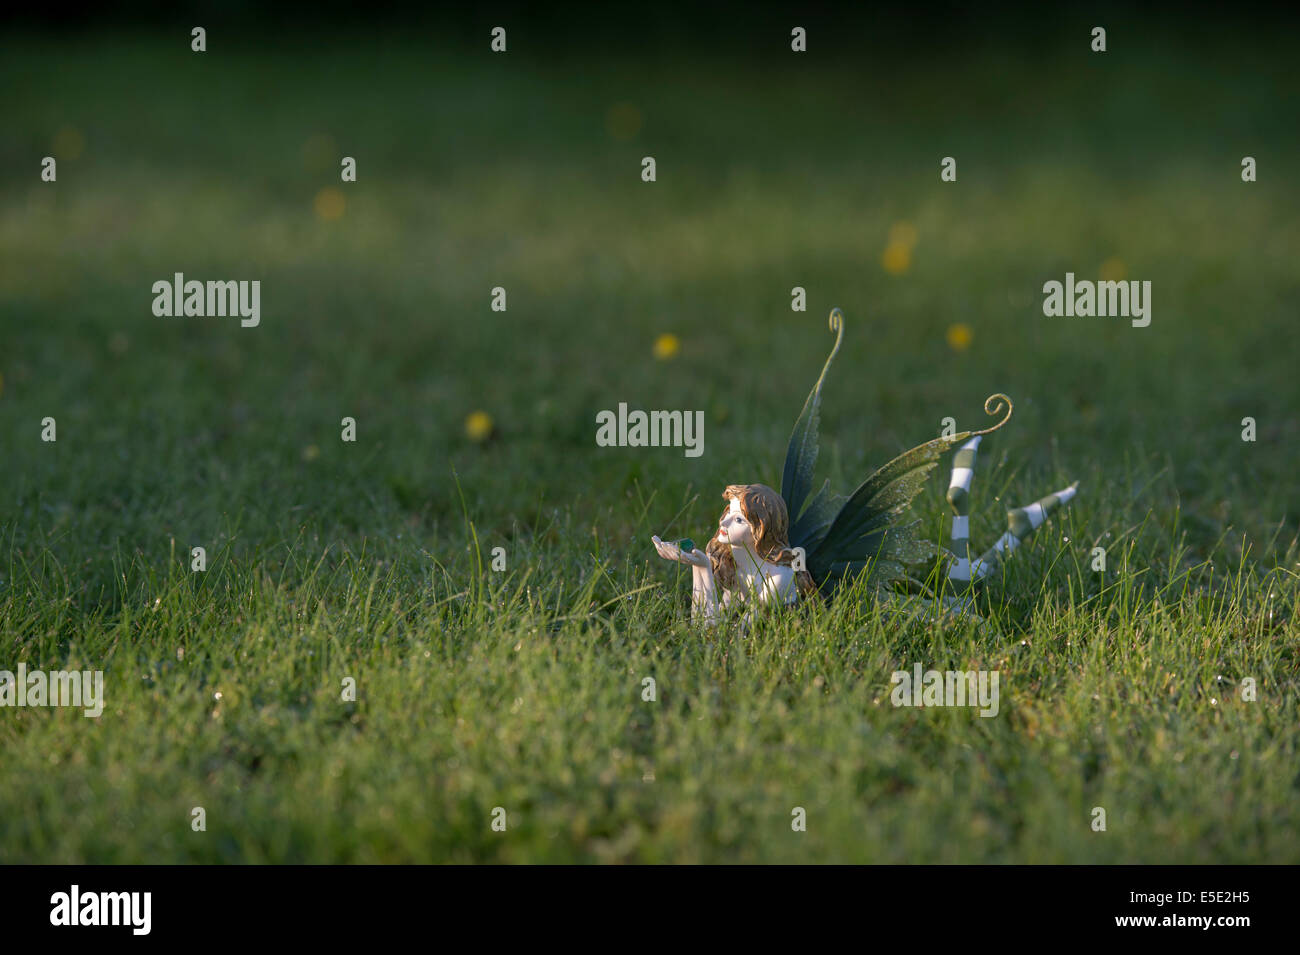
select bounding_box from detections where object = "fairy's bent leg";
[946,436,982,583]
[971,482,1079,580]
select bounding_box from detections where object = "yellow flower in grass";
[946,323,973,351]
[314,187,346,221]
[52,126,85,161]
[1099,257,1127,282]
[882,242,912,275]
[653,333,680,360]
[606,103,643,141]
[882,220,918,276]
[465,410,495,443]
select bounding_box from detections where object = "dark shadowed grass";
[0,24,1297,862]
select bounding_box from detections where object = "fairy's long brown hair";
[705,484,817,598]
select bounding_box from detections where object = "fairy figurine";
[652,308,1078,623]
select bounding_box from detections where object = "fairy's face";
[718,497,757,549]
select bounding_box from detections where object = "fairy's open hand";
[652,535,709,568]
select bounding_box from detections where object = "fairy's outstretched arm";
[690,562,731,623]
[652,536,725,625]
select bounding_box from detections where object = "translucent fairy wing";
[781,309,844,535]
[805,395,1015,592]
[788,477,845,554]
[805,436,962,589]
[777,304,1015,593]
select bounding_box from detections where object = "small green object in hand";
[677,539,695,553]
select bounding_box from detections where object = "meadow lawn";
[1,24,1298,862]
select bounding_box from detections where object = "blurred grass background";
[0,7,1297,862]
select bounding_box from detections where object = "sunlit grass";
[0,30,1297,862]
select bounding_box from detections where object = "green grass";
[1,25,1298,862]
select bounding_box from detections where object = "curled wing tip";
[971,392,1013,436]
[826,308,845,355]
[783,306,848,516]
